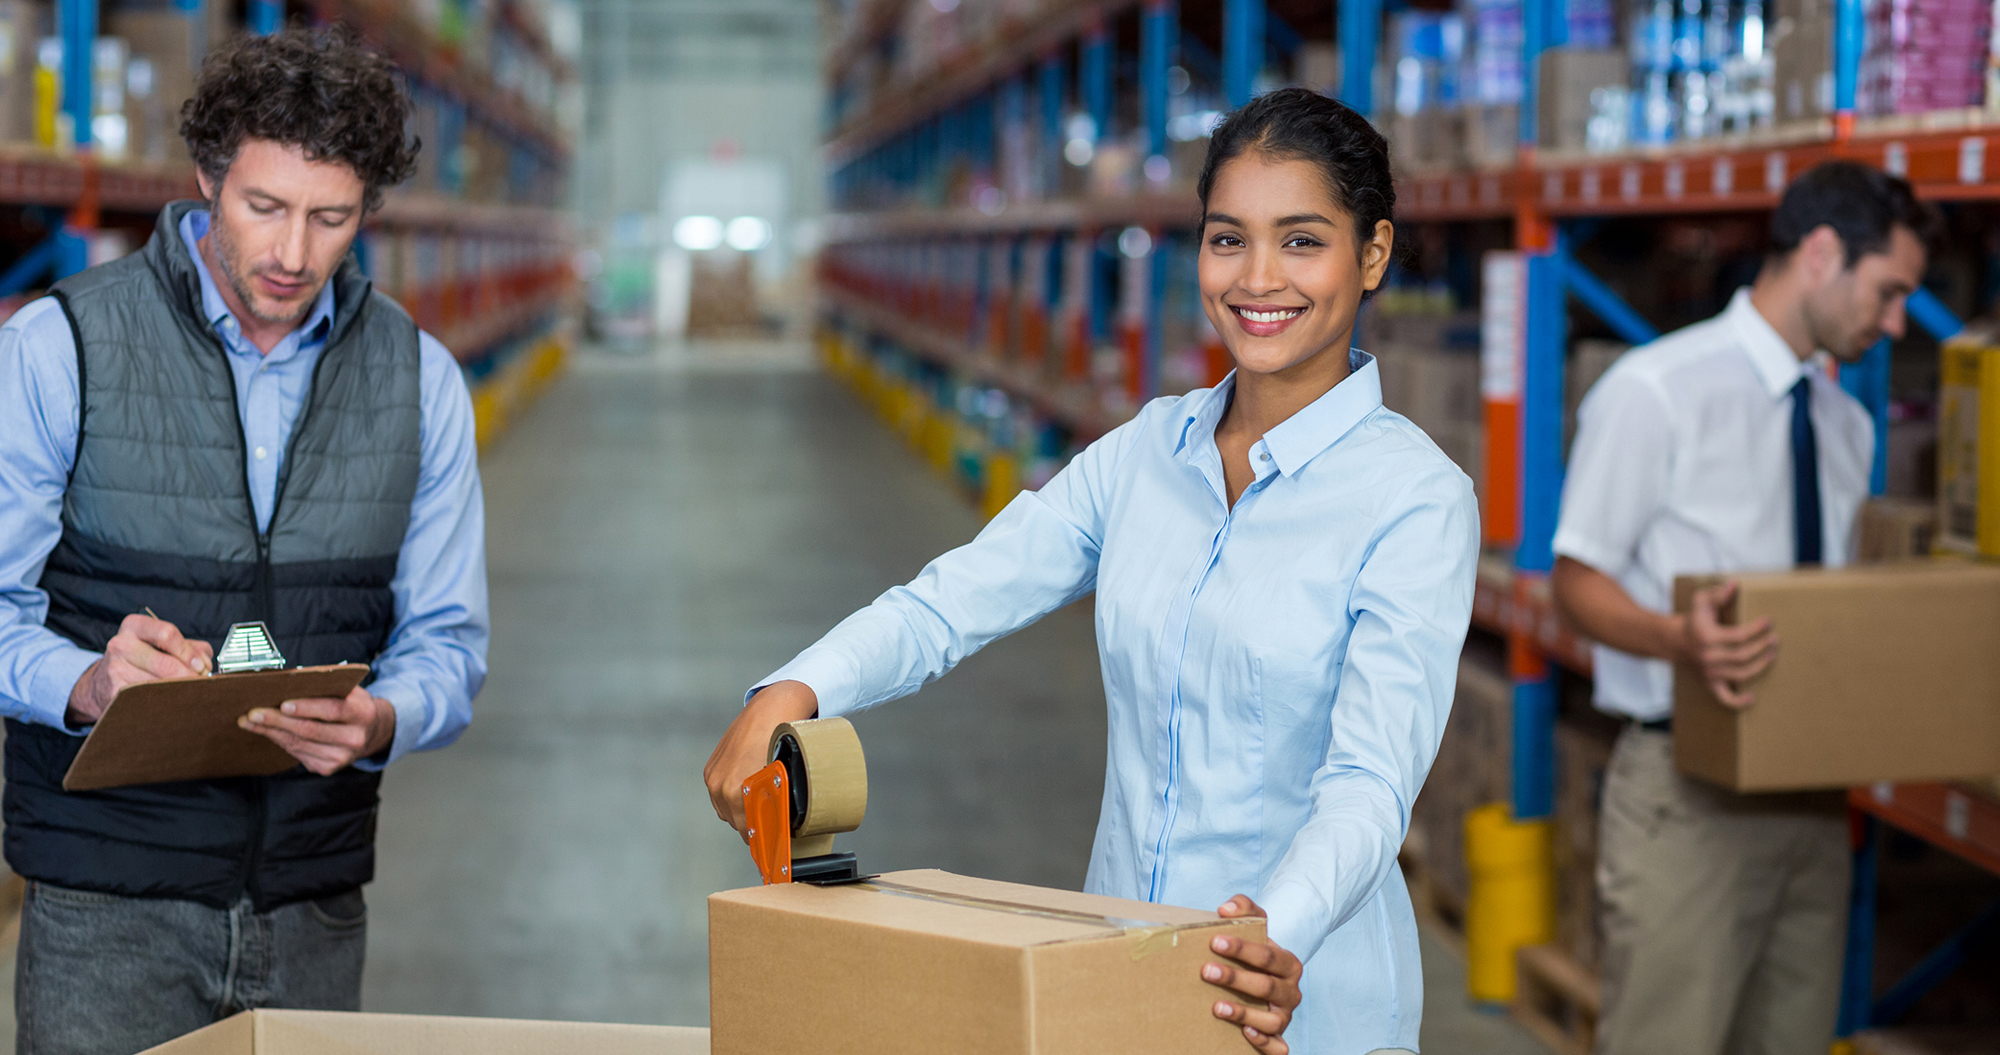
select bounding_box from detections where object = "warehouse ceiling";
[576,0,823,82]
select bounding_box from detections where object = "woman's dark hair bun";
[1196,87,1395,257]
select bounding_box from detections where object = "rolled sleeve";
[1551,367,1675,577]
[1260,463,1480,965]
[352,331,488,769]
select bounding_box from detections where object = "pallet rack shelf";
[0,1,577,450]
[821,0,1999,1044]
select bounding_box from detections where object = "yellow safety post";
[1463,801,1555,1004]
[982,452,1020,519]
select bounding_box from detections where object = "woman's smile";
[1231,303,1310,337]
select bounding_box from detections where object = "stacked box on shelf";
[1369,308,1486,507]
[1411,656,1513,917]
[1859,0,1992,115]
[0,0,46,148]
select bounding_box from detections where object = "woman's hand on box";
[1203,895,1303,1054]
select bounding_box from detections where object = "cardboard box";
[0,1,45,147]
[1672,565,2000,792]
[105,8,200,165]
[143,1009,710,1055]
[1773,15,1834,122]
[1538,47,1627,151]
[1857,497,1939,563]
[1937,337,2000,557]
[708,869,1265,1055]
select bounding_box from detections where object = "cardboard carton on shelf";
[105,7,202,166]
[1938,335,2000,557]
[1538,47,1627,151]
[142,1009,709,1055]
[709,869,1265,1055]
[1856,497,1938,563]
[1672,564,2000,792]
[0,0,46,148]
[1772,13,1834,122]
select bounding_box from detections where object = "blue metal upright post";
[250,0,283,35]
[55,0,95,279]
[1083,25,1112,147]
[1141,0,1174,161]
[1834,0,1863,132]
[59,0,93,149]
[1338,0,1380,115]
[1837,818,1881,1036]
[1839,339,1893,496]
[1223,0,1263,108]
[1513,247,1566,820]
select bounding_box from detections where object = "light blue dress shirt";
[0,208,487,767]
[756,351,1479,1054]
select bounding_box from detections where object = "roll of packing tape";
[769,717,868,837]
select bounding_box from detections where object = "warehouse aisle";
[360,339,1112,1026]
[349,339,1544,1052]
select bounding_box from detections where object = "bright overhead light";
[725,216,772,251]
[673,215,724,251]
[1118,226,1152,258]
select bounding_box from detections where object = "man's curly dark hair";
[180,25,420,213]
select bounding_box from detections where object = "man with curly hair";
[0,27,486,1054]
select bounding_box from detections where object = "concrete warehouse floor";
[0,339,1543,1055]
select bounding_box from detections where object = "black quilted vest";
[3,200,423,910]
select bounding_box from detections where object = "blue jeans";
[14,882,367,1055]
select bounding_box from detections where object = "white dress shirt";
[756,353,1480,1054]
[1552,287,1873,721]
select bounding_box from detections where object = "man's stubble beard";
[208,201,317,328]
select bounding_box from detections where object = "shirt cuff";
[351,679,427,771]
[745,650,863,719]
[1551,531,1624,578]
[1258,876,1333,965]
[26,645,99,733]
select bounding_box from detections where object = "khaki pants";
[1595,726,1849,1055]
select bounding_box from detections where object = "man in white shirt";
[1550,161,1935,1055]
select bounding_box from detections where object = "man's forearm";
[1550,556,1687,663]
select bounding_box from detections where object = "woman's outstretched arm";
[704,408,1152,830]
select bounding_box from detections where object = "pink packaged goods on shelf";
[1858,0,1991,115]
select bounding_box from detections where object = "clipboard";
[62,622,371,792]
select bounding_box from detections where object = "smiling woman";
[1196,89,1400,511]
[710,88,1476,1055]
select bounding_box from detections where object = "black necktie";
[1791,377,1822,566]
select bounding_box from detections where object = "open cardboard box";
[710,869,1264,1055]
[1672,563,2000,791]
[142,1009,709,1054]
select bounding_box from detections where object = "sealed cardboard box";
[709,869,1265,1055]
[143,1009,709,1054]
[1672,564,2000,792]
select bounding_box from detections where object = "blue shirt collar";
[1178,348,1384,476]
[177,208,336,354]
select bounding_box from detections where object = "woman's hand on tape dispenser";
[1203,895,1303,1054]
[704,680,818,833]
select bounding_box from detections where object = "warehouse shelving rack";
[0,0,577,449]
[821,0,1999,1045]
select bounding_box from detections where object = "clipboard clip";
[214,622,286,675]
